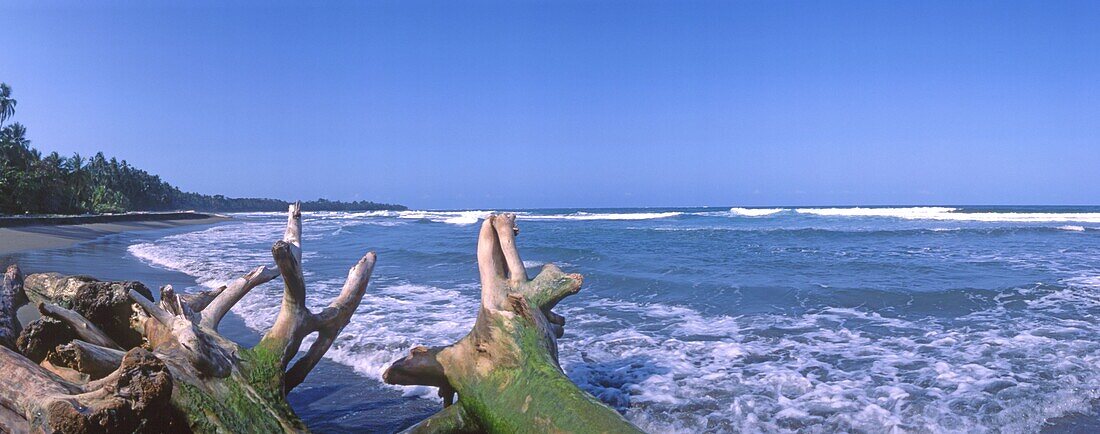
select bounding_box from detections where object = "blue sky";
[2,1,1098,209]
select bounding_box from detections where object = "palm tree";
[0,83,16,128]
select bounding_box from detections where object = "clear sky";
[2,1,1098,209]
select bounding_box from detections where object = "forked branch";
[129,288,233,378]
[259,240,377,394]
[198,265,279,330]
[285,250,376,391]
[196,202,300,330]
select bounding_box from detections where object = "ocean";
[29,206,1100,432]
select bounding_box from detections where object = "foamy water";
[729,207,787,217]
[793,207,1100,223]
[127,206,1100,433]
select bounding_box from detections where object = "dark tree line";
[0,83,405,215]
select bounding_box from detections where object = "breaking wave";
[127,209,1100,432]
[520,211,683,221]
[794,207,1100,223]
[728,207,787,217]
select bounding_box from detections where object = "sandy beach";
[0,214,229,255]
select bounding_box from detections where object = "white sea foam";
[795,207,1100,223]
[796,206,958,218]
[728,207,787,217]
[291,281,478,399]
[338,209,695,226]
[396,210,494,225]
[559,283,1100,433]
[1058,225,1086,232]
[126,213,1100,433]
[353,210,685,225]
[127,221,479,399]
[520,211,683,221]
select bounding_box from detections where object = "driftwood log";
[0,203,377,433]
[384,214,642,433]
[0,264,25,349]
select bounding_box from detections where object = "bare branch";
[476,218,504,288]
[259,240,313,370]
[127,289,174,326]
[199,203,299,331]
[284,201,302,262]
[199,265,279,330]
[158,285,189,318]
[179,285,224,312]
[522,264,584,311]
[131,288,233,378]
[285,251,376,392]
[48,340,125,380]
[383,345,448,389]
[37,303,120,350]
[490,213,527,284]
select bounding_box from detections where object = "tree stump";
[385,214,643,433]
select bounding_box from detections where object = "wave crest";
[729,207,787,217]
[795,207,1100,223]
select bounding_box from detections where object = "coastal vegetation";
[0,83,405,216]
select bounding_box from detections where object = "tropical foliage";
[0,83,405,215]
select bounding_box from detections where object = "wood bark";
[0,344,180,433]
[37,302,122,350]
[48,339,127,380]
[23,273,154,348]
[0,264,25,349]
[17,317,78,363]
[385,214,643,433]
[0,203,378,433]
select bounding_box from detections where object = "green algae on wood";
[385,214,643,433]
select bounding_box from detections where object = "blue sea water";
[124,206,1100,433]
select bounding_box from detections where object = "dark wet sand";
[0,215,229,255]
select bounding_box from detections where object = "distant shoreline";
[0,211,223,228]
[0,212,229,255]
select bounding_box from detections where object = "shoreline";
[0,211,224,228]
[0,213,230,255]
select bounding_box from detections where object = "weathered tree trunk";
[23,272,154,348]
[384,214,643,433]
[48,339,127,380]
[0,203,378,433]
[37,302,122,350]
[0,344,181,433]
[0,264,25,349]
